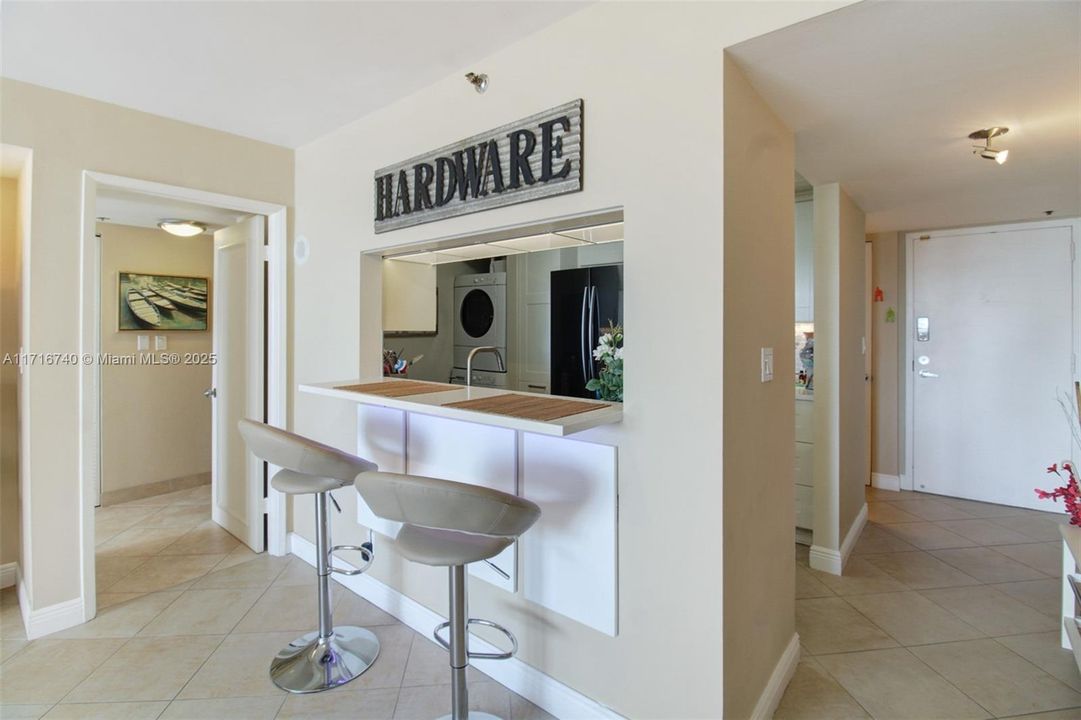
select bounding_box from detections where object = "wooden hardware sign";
[374,99,582,233]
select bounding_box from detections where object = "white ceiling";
[96,186,247,235]
[0,1,588,148]
[729,1,1081,233]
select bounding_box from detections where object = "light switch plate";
[761,347,774,383]
[155,336,167,350]
[136,335,149,351]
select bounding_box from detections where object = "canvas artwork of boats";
[125,288,161,327]
[118,272,209,331]
[140,289,176,313]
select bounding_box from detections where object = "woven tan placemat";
[442,393,608,421]
[335,380,459,398]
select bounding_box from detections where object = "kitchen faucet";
[466,346,505,387]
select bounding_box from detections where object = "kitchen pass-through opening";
[377,211,624,403]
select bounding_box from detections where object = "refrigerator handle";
[587,285,597,380]
[580,286,589,385]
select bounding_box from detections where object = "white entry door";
[912,224,1074,509]
[211,215,265,551]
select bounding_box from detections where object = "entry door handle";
[203,387,217,398]
[918,370,939,378]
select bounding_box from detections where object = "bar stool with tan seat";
[354,470,541,720]
[237,419,381,694]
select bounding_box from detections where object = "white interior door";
[912,224,1073,509]
[211,215,265,551]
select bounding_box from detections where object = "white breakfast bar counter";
[298,378,622,636]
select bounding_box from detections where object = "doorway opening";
[0,145,31,597]
[78,172,288,623]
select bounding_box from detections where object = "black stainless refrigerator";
[550,264,623,398]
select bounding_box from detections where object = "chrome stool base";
[269,626,380,694]
[437,713,504,720]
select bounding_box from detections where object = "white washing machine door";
[453,274,506,347]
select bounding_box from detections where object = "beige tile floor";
[778,486,1081,720]
[0,486,554,720]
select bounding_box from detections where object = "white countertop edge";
[298,379,623,437]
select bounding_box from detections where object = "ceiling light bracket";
[465,72,488,94]
[969,127,1010,164]
[968,126,1009,141]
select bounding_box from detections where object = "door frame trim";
[903,217,1081,495]
[78,171,288,623]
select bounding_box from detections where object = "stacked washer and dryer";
[449,272,509,388]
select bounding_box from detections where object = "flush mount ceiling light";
[465,72,488,94]
[970,127,1010,165]
[158,219,206,237]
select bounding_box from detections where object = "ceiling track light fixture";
[158,219,206,237]
[970,126,1010,165]
[465,72,488,94]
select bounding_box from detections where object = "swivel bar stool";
[237,419,381,693]
[354,470,540,720]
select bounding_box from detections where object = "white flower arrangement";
[586,324,623,402]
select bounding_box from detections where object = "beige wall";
[98,223,212,494]
[812,184,868,559]
[722,56,796,720]
[869,231,901,478]
[293,3,846,716]
[1,177,20,567]
[837,189,868,536]
[0,78,293,610]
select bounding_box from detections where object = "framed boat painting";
[118,272,210,331]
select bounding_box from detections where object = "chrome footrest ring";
[432,618,518,660]
[328,542,373,576]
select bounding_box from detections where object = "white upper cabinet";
[383,260,437,334]
[795,199,814,322]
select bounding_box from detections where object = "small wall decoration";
[873,286,885,302]
[373,99,583,233]
[118,272,209,331]
[885,307,896,323]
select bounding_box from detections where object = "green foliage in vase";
[586,324,623,403]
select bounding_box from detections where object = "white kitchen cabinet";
[355,404,407,539]
[794,439,813,488]
[795,397,814,534]
[383,260,437,334]
[795,200,814,323]
[354,406,518,591]
[408,414,518,592]
[576,241,623,267]
[521,433,618,637]
[795,396,814,443]
[795,485,814,530]
[351,402,619,635]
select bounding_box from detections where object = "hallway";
[0,489,552,719]
[779,487,1081,719]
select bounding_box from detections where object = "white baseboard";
[212,506,250,549]
[808,545,842,575]
[809,503,868,576]
[289,533,624,720]
[841,503,868,563]
[900,473,913,492]
[750,633,801,720]
[0,562,17,589]
[871,473,901,492]
[794,527,813,547]
[17,576,85,639]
